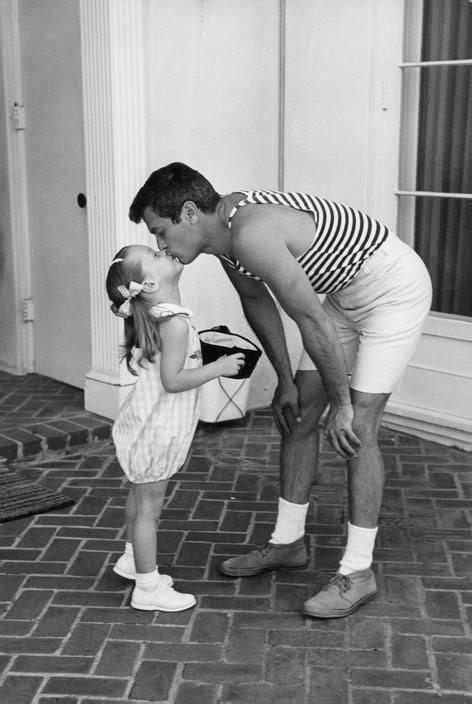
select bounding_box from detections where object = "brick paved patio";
[0,372,112,462]
[0,372,471,703]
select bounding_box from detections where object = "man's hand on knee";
[324,403,362,458]
[272,380,301,435]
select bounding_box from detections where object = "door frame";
[383,0,472,451]
[0,0,33,375]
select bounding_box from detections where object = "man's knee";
[351,390,389,441]
[296,371,328,416]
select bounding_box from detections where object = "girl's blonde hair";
[106,246,161,374]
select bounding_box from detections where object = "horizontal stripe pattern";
[220,190,390,293]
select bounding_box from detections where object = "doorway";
[19,0,90,388]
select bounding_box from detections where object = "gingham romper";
[112,304,202,484]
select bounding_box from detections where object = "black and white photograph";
[0,1,471,702]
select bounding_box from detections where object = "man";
[129,162,432,618]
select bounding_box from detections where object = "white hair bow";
[113,281,144,318]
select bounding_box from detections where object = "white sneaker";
[131,582,196,612]
[113,554,173,587]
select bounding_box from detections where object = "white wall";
[285,0,373,202]
[280,0,405,387]
[284,0,403,226]
[139,0,407,410]
[142,0,282,408]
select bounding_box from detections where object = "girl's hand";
[214,352,245,377]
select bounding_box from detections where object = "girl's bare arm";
[159,316,243,392]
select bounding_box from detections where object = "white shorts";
[297,233,432,393]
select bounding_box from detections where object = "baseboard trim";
[383,400,472,453]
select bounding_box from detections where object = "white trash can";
[199,376,250,423]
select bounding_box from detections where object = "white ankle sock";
[270,497,309,544]
[127,542,162,578]
[339,522,378,575]
[135,569,160,590]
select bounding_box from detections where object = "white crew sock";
[127,542,162,579]
[135,569,160,591]
[270,497,309,544]
[338,522,378,575]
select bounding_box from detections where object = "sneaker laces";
[158,579,176,594]
[324,573,352,594]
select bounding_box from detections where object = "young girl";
[106,244,244,612]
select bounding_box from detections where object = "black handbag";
[198,325,262,379]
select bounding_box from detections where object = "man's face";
[142,206,201,265]
[127,245,183,283]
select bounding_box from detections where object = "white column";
[80,0,148,419]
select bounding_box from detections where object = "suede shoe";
[219,537,308,577]
[113,554,173,587]
[131,583,196,612]
[303,568,377,618]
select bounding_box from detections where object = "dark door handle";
[77,193,87,208]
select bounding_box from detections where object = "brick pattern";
[0,372,112,461]
[0,375,471,701]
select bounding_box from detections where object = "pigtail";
[123,299,161,375]
[106,246,161,374]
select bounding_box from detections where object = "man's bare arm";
[231,222,361,457]
[221,260,300,434]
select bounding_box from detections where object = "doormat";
[0,467,74,523]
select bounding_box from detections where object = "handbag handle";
[198,325,262,353]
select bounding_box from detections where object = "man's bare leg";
[303,388,389,618]
[347,389,390,527]
[219,371,328,576]
[269,371,328,544]
[279,370,328,503]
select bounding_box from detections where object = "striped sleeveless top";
[218,190,391,294]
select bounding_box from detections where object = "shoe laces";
[259,542,273,557]
[324,573,352,594]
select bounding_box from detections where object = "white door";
[19,0,90,388]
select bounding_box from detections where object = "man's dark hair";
[129,162,220,224]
